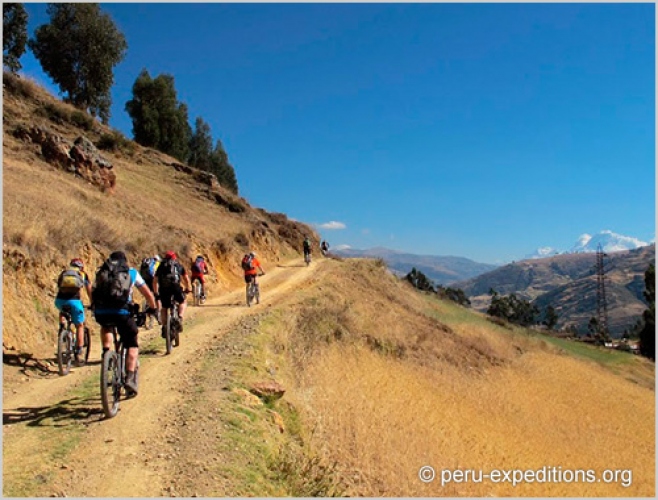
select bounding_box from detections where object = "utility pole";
[595,243,609,340]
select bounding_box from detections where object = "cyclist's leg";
[118,315,139,372]
[159,289,172,326]
[175,285,187,322]
[199,275,206,297]
[69,300,86,349]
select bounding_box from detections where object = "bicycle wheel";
[172,309,180,348]
[142,299,153,330]
[194,282,201,306]
[165,312,173,355]
[246,284,252,307]
[82,326,91,365]
[57,326,73,376]
[100,349,120,418]
[255,284,260,305]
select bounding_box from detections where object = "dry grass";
[263,259,655,497]
[2,79,318,355]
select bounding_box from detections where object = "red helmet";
[70,258,84,269]
[165,251,177,260]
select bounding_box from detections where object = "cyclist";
[242,251,265,289]
[153,250,191,336]
[321,240,329,256]
[190,254,209,301]
[303,236,312,262]
[92,251,157,395]
[54,258,93,360]
[139,254,162,320]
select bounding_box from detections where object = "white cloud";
[334,244,352,251]
[318,221,346,230]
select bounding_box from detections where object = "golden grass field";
[261,259,655,497]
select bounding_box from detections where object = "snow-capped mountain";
[526,230,650,260]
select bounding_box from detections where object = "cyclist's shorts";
[94,313,139,349]
[160,285,185,309]
[191,274,206,285]
[55,298,85,325]
[244,274,257,284]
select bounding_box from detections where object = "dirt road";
[3,258,318,497]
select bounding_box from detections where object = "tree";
[210,139,239,194]
[3,3,28,72]
[639,264,655,361]
[405,268,435,293]
[487,289,538,327]
[188,117,213,171]
[437,285,471,307]
[543,305,558,330]
[29,3,127,123]
[125,70,191,161]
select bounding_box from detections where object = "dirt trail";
[3,258,318,497]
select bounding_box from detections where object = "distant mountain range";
[333,247,497,285]
[454,244,655,337]
[525,230,651,259]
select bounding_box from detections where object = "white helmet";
[249,251,256,257]
[154,254,161,262]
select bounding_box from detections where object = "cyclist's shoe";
[125,371,138,396]
[177,318,184,333]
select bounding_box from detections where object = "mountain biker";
[139,254,162,318]
[153,251,191,336]
[303,236,312,260]
[242,251,265,288]
[321,240,329,256]
[92,251,156,396]
[190,255,209,300]
[54,258,93,360]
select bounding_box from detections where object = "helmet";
[196,255,204,260]
[70,258,84,269]
[165,251,177,260]
[154,254,161,262]
[249,251,256,258]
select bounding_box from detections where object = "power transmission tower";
[595,243,609,339]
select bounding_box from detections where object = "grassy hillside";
[241,258,654,496]
[2,72,318,356]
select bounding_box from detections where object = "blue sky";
[18,3,655,264]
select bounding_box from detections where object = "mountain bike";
[304,251,311,266]
[141,297,160,330]
[56,305,90,376]
[192,279,205,306]
[246,274,263,307]
[161,290,189,355]
[100,305,146,419]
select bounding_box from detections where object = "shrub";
[36,102,70,124]
[69,110,94,130]
[96,131,135,154]
[3,71,38,99]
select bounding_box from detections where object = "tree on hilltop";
[125,69,191,162]
[487,289,539,327]
[210,139,238,194]
[406,268,435,292]
[29,3,127,123]
[3,3,28,73]
[188,117,214,171]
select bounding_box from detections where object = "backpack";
[139,257,156,280]
[241,254,254,271]
[58,267,84,292]
[92,258,131,308]
[159,258,181,287]
[192,258,204,274]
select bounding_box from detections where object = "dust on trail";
[2,258,317,497]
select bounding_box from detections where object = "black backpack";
[241,254,254,271]
[159,258,181,287]
[192,258,203,274]
[139,257,155,280]
[93,258,131,308]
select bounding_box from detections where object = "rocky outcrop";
[14,125,116,193]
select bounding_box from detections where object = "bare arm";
[137,283,157,310]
